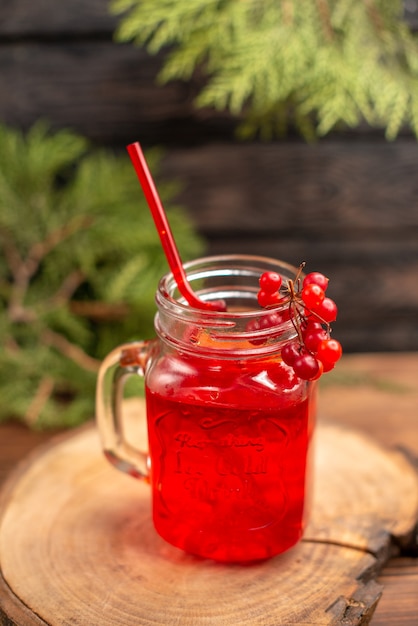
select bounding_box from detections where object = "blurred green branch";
[110,0,418,140]
[0,123,204,428]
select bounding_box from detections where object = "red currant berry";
[246,318,261,333]
[301,320,323,338]
[292,353,321,381]
[312,297,338,323]
[259,271,282,293]
[303,272,329,292]
[260,312,282,329]
[247,312,284,344]
[320,359,335,373]
[257,290,282,308]
[247,318,266,346]
[301,284,325,309]
[304,328,328,353]
[311,359,324,380]
[282,341,300,366]
[316,338,343,364]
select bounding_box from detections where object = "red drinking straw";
[127,142,225,312]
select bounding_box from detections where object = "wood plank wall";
[1,0,418,353]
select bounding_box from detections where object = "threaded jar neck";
[154,255,301,358]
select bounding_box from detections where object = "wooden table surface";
[0,352,417,624]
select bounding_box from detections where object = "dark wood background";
[1,0,418,353]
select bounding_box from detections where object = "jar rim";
[155,254,302,354]
[157,254,301,315]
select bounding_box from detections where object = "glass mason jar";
[96,254,317,563]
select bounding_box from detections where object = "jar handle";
[96,340,154,481]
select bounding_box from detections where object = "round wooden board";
[1,400,417,626]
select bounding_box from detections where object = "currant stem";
[289,300,304,345]
[294,262,306,290]
[258,264,341,381]
[286,270,332,350]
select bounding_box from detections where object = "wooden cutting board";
[1,399,417,626]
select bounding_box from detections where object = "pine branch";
[111,0,418,139]
[281,0,294,26]
[69,300,131,321]
[25,377,55,427]
[26,215,95,278]
[0,123,205,428]
[315,0,334,41]
[50,270,86,308]
[41,329,100,373]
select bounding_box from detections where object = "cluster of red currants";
[257,268,342,381]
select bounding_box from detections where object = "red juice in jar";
[145,345,315,563]
[96,255,318,563]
